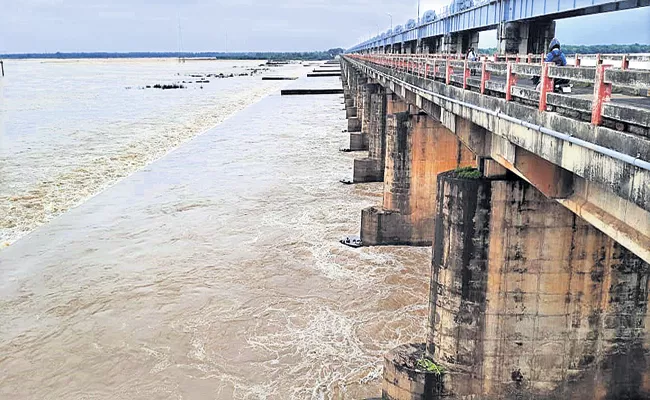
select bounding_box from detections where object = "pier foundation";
[349,82,373,151]
[353,90,408,183]
[359,110,475,246]
[422,171,650,399]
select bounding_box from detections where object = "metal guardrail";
[349,53,650,126]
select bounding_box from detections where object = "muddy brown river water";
[0,64,430,399]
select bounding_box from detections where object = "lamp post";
[386,13,393,53]
[417,0,421,53]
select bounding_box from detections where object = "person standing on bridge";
[466,47,477,62]
[466,47,478,75]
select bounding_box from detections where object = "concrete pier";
[359,110,475,246]
[353,88,389,182]
[424,171,650,399]
[352,89,412,183]
[349,82,370,150]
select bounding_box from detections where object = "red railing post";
[621,54,629,70]
[574,54,581,67]
[596,53,602,65]
[527,54,532,63]
[591,64,612,125]
[539,62,553,111]
[425,61,430,79]
[480,59,490,94]
[505,62,517,101]
[463,59,469,89]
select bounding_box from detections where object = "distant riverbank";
[0,50,345,61]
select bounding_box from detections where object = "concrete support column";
[527,20,556,55]
[442,34,463,55]
[498,20,556,55]
[463,31,480,54]
[349,82,372,150]
[345,69,359,119]
[353,86,386,182]
[420,38,432,54]
[352,90,409,183]
[426,173,650,399]
[359,111,475,246]
[342,66,352,105]
[498,22,524,54]
[347,76,367,133]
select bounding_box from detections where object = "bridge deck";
[350,54,650,133]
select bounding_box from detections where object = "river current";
[0,59,430,399]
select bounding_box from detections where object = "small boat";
[340,235,362,248]
[339,148,352,152]
[339,179,353,185]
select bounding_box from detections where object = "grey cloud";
[0,0,648,53]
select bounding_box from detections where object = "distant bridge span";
[349,0,650,54]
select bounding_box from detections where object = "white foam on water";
[0,59,303,247]
[0,65,432,400]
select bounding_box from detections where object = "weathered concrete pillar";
[426,172,650,399]
[345,68,359,119]
[349,82,372,150]
[421,37,439,54]
[527,20,556,55]
[347,75,366,133]
[360,111,475,246]
[353,86,386,182]
[498,20,556,55]
[463,31,480,54]
[498,22,523,54]
[442,34,462,55]
[353,91,408,183]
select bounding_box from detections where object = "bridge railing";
[349,53,650,130]
[364,51,649,69]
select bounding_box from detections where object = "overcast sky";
[1,0,648,53]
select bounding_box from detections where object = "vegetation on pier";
[416,357,445,375]
[455,166,482,179]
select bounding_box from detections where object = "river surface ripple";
[0,62,430,399]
